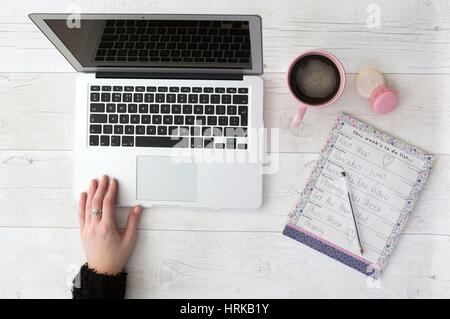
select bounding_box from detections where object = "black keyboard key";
[169,87,180,92]
[188,94,198,104]
[194,105,203,114]
[171,104,181,114]
[131,114,140,124]
[122,136,134,147]
[114,125,123,134]
[106,103,116,113]
[123,93,132,102]
[146,125,156,135]
[146,86,157,92]
[215,87,225,93]
[210,95,220,104]
[163,115,173,124]
[112,93,121,102]
[230,116,240,126]
[133,93,143,102]
[183,104,192,114]
[192,87,202,93]
[89,135,99,146]
[113,86,123,92]
[181,87,190,93]
[139,104,149,113]
[90,86,100,91]
[216,105,226,115]
[144,93,154,102]
[124,86,134,92]
[158,87,168,92]
[226,88,237,93]
[136,136,189,148]
[90,125,102,134]
[103,125,113,134]
[117,104,126,113]
[90,103,105,113]
[240,114,248,126]
[101,93,111,102]
[174,115,184,125]
[125,125,134,135]
[111,136,121,146]
[177,94,187,103]
[233,95,248,104]
[207,116,217,125]
[185,116,195,125]
[136,125,146,135]
[100,135,110,146]
[167,94,176,103]
[238,88,248,93]
[101,86,112,91]
[227,105,237,115]
[149,104,159,113]
[238,105,248,115]
[157,126,167,135]
[161,104,171,113]
[200,94,209,104]
[141,115,151,124]
[218,116,228,126]
[90,93,100,102]
[152,115,162,124]
[120,114,129,124]
[204,87,214,93]
[221,95,231,104]
[205,105,214,114]
[128,104,137,113]
[136,86,145,92]
[90,114,107,123]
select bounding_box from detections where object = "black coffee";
[289,54,341,105]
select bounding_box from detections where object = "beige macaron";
[355,68,385,98]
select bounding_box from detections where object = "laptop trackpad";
[136,156,197,202]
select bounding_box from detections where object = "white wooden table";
[1,0,450,298]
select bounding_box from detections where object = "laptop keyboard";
[95,20,251,66]
[88,85,249,149]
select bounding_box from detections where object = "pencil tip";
[360,248,364,255]
[341,171,346,177]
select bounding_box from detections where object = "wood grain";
[0,0,450,73]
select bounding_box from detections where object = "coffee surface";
[290,54,341,105]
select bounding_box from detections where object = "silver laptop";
[30,14,264,209]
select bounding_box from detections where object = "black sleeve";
[72,263,127,299]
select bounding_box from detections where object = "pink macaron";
[370,85,399,114]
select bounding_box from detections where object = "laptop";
[30,14,264,209]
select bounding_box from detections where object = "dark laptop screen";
[44,19,252,69]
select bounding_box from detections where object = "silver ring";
[90,209,102,217]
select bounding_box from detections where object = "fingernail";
[135,206,143,214]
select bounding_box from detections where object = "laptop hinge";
[95,72,243,81]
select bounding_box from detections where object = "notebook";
[283,113,433,278]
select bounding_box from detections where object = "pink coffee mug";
[287,50,346,127]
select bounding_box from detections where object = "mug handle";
[292,105,307,127]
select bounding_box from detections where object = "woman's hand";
[78,175,143,275]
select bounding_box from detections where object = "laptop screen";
[44,19,254,70]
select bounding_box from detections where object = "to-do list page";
[283,113,433,278]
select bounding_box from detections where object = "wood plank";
[0,0,450,73]
[1,73,449,154]
[0,227,448,298]
[1,151,448,236]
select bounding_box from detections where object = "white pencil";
[341,171,364,255]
